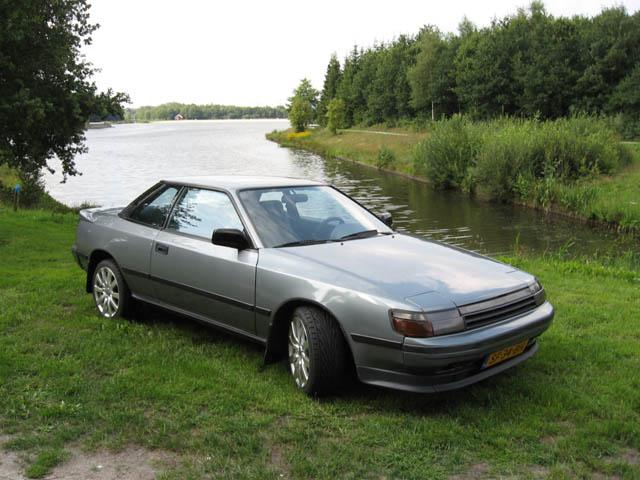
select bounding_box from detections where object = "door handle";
[155,243,169,255]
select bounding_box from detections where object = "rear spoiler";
[78,206,123,223]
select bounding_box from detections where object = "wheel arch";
[86,249,116,293]
[263,298,354,366]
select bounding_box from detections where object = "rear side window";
[128,185,179,228]
[167,188,243,239]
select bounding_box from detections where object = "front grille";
[459,288,539,330]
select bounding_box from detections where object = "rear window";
[128,185,179,228]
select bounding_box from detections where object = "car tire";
[92,259,132,319]
[288,305,348,396]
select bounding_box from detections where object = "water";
[45,120,637,257]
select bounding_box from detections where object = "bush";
[413,115,632,202]
[376,146,396,169]
[0,168,47,207]
[610,113,640,140]
[286,131,311,141]
[412,115,481,190]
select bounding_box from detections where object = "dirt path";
[340,129,410,137]
[1,437,178,480]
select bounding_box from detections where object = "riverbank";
[1,206,639,479]
[267,127,640,233]
[0,166,72,212]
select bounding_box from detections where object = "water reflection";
[44,120,637,258]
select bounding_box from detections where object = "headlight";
[390,309,464,338]
[528,279,546,305]
[528,280,542,294]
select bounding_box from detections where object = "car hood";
[259,233,534,308]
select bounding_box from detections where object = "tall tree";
[408,27,458,118]
[0,0,129,180]
[336,46,362,126]
[326,98,347,134]
[317,54,342,125]
[574,7,640,114]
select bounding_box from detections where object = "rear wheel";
[92,259,131,318]
[288,306,348,396]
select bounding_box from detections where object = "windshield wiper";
[337,229,380,241]
[275,239,333,248]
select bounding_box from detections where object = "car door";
[149,187,258,334]
[117,184,181,299]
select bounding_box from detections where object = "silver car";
[72,176,554,395]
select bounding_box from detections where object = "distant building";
[174,113,184,121]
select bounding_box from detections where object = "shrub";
[412,115,481,190]
[376,146,396,169]
[0,168,47,207]
[286,131,311,141]
[412,115,632,202]
[475,117,632,201]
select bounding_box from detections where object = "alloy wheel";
[93,266,120,318]
[288,316,311,388]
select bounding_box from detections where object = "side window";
[128,185,179,228]
[167,188,243,239]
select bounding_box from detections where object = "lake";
[45,119,636,257]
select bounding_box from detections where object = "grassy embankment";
[267,120,640,233]
[1,206,639,479]
[0,165,74,212]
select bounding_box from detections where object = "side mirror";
[378,212,393,227]
[212,228,250,250]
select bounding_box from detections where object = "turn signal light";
[390,308,465,338]
[391,312,434,337]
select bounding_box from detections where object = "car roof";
[161,175,325,192]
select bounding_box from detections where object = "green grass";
[266,127,429,176]
[1,206,639,478]
[553,144,640,231]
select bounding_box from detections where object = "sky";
[84,0,640,108]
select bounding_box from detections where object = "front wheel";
[288,306,348,396]
[92,259,131,318]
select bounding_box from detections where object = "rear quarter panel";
[76,212,158,296]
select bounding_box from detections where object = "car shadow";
[130,301,265,356]
[128,301,541,417]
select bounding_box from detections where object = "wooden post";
[431,101,435,121]
[13,184,20,212]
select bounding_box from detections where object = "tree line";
[288,2,640,135]
[130,103,287,121]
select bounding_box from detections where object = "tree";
[289,97,313,132]
[326,98,346,134]
[288,79,318,131]
[0,0,129,180]
[609,64,640,115]
[408,27,458,118]
[317,54,342,125]
[288,78,319,122]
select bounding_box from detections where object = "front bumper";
[356,301,554,393]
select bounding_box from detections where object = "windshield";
[238,186,392,247]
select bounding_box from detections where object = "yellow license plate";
[483,340,529,368]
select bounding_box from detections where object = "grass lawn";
[267,127,429,175]
[1,206,639,479]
